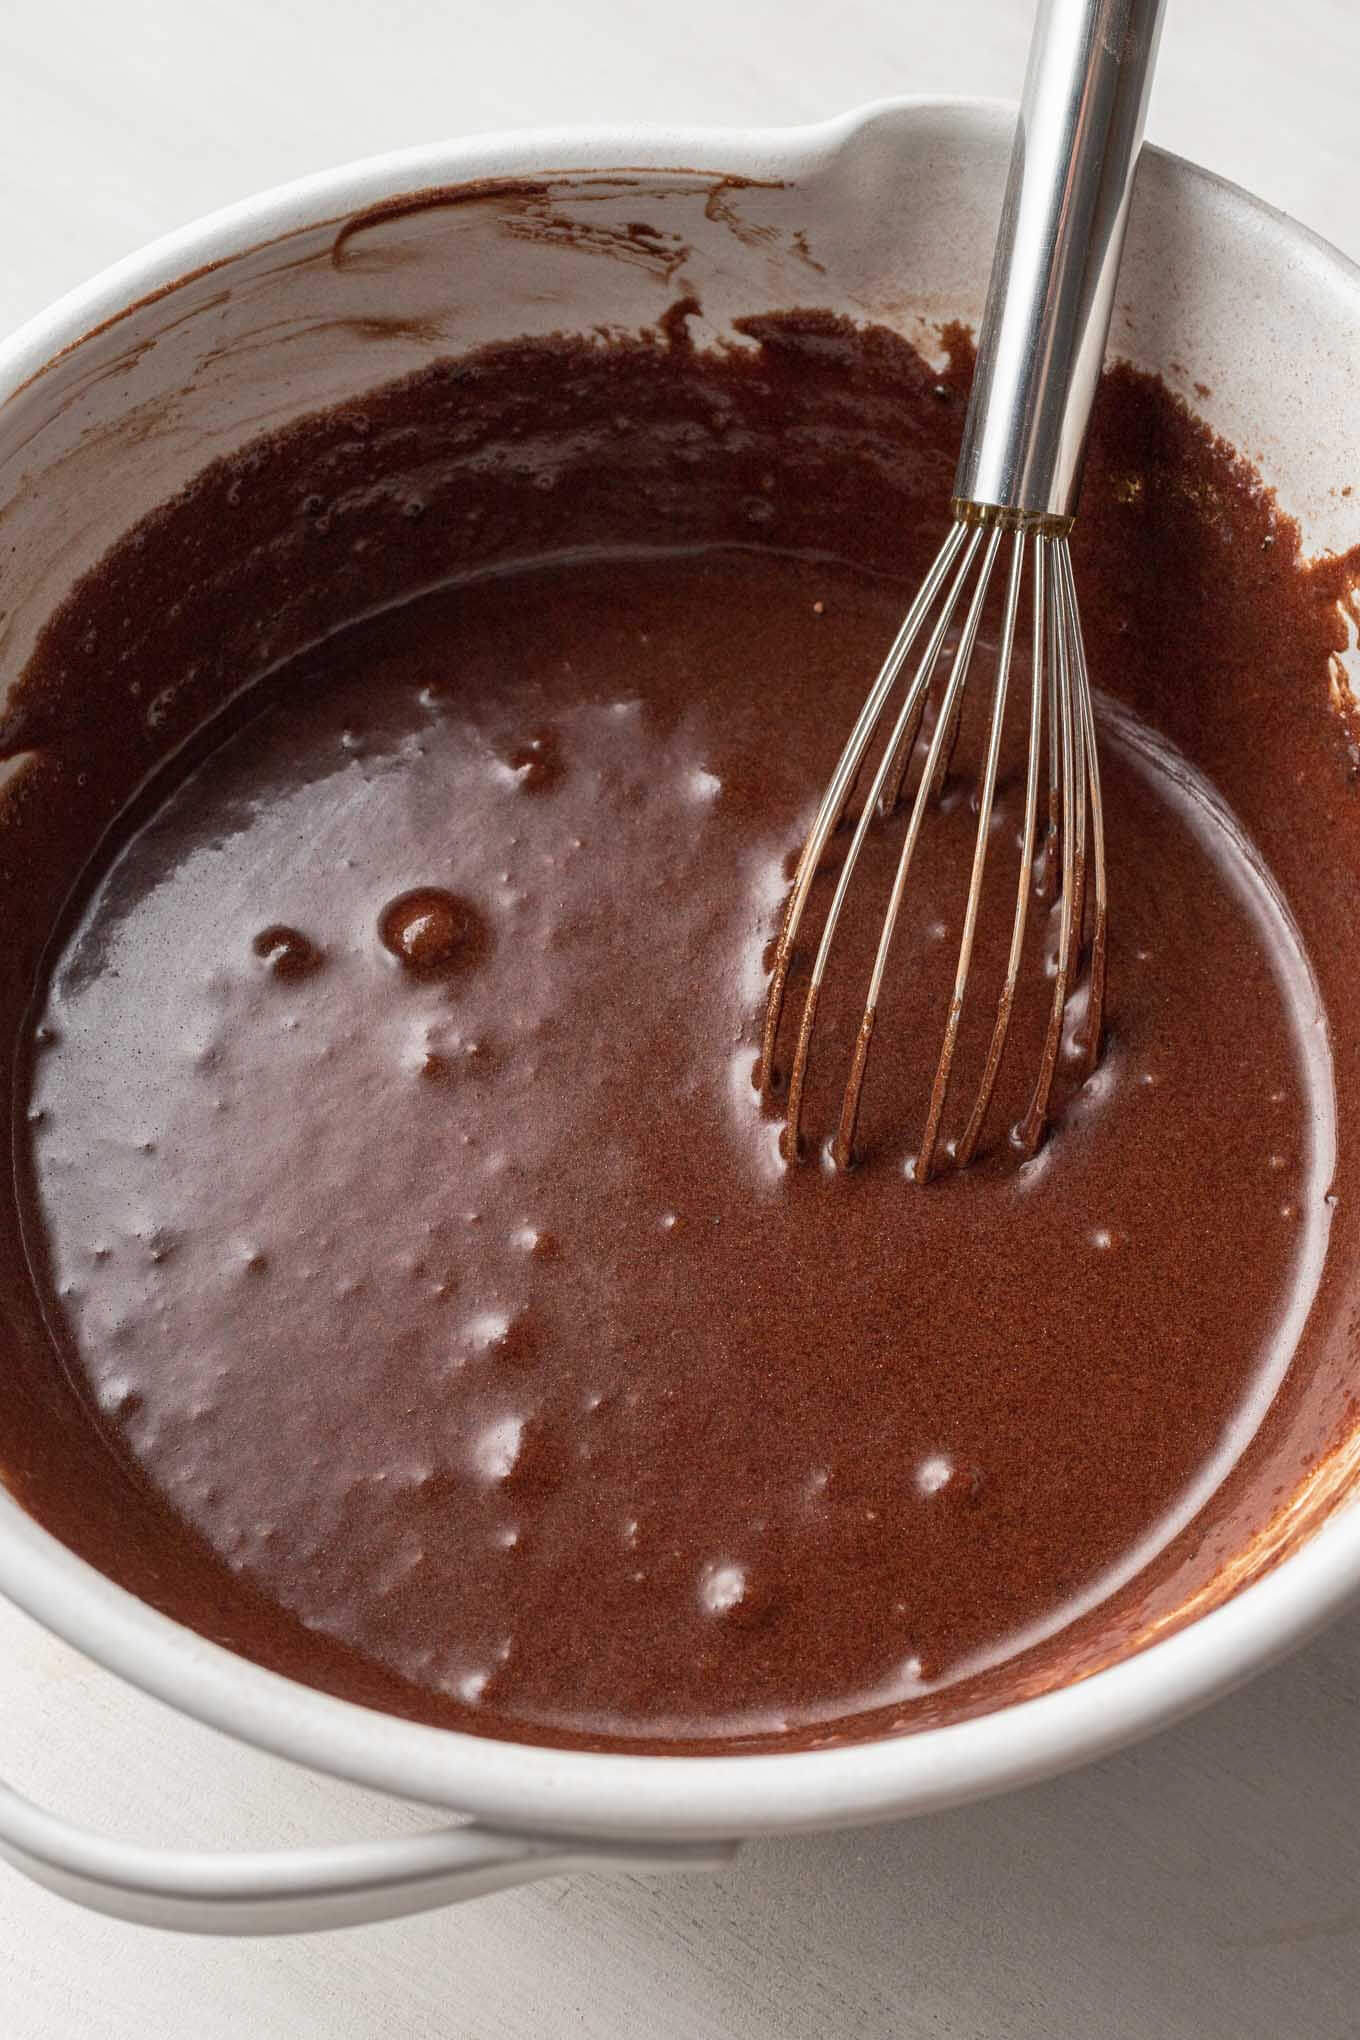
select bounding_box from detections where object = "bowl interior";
[0,100,1358,1831]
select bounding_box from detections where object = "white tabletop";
[4,3,1360,2033]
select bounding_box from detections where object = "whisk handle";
[954,0,1166,525]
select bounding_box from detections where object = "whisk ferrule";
[953,0,1166,524]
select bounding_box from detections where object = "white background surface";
[3,2,1360,2033]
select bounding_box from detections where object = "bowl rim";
[1,94,1358,1843]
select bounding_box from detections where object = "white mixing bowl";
[0,97,1357,1933]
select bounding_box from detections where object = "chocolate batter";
[1,311,1358,1752]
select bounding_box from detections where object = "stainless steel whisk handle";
[954,0,1166,526]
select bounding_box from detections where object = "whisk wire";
[774,524,986,1155]
[915,527,1026,1183]
[758,519,969,1106]
[833,523,1004,1168]
[955,529,1049,1167]
[1018,539,1082,1153]
[762,515,1108,1177]
[1061,543,1107,1069]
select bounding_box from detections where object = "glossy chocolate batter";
[2,312,1358,1752]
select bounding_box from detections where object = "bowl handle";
[0,1774,736,1934]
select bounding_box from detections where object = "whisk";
[760,0,1165,1181]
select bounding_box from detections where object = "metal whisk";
[760,0,1166,1181]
